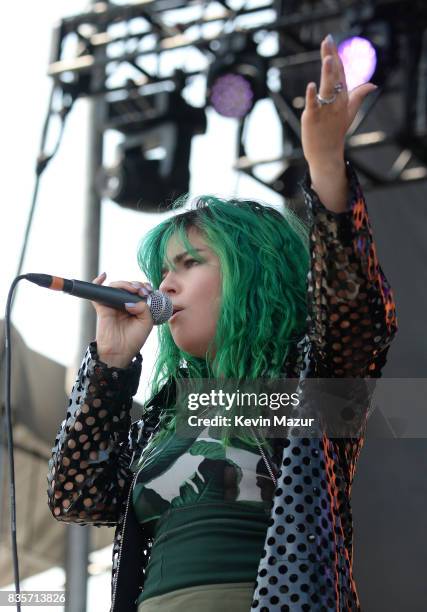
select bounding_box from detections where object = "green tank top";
[131,427,275,603]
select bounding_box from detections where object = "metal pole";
[64,2,106,610]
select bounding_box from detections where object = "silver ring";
[316,92,337,106]
[316,82,345,106]
[334,82,345,93]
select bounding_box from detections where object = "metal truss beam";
[48,0,427,196]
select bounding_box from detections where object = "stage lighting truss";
[48,0,427,203]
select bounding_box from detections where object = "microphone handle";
[24,273,173,324]
[68,279,146,312]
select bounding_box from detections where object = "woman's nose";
[159,271,179,295]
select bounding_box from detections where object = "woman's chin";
[173,337,208,359]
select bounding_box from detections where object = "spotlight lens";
[210,73,254,118]
[338,36,377,91]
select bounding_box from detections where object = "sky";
[1,0,284,403]
[1,2,284,606]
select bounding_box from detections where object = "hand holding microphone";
[91,272,157,368]
[24,272,173,369]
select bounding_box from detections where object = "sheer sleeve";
[47,342,141,526]
[300,160,397,377]
[251,163,398,611]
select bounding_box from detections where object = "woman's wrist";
[308,154,345,176]
[308,158,349,213]
[95,344,134,369]
[98,354,133,369]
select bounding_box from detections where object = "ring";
[316,92,337,105]
[316,82,345,106]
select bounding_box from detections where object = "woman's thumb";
[348,83,378,121]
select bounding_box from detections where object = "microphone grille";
[147,291,173,325]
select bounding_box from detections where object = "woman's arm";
[300,160,397,377]
[47,342,142,525]
[299,35,397,376]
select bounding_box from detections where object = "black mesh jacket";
[47,162,397,611]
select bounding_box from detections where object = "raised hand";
[299,35,377,212]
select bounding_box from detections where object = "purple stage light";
[209,73,254,118]
[338,36,377,91]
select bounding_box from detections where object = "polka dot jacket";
[47,161,397,611]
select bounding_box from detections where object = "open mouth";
[170,307,184,321]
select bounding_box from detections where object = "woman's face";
[159,227,222,358]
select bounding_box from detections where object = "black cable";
[0,81,76,612]
[13,85,74,289]
[0,86,54,530]
[0,83,74,459]
[4,275,28,612]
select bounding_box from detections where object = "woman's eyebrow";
[161,248,206,272]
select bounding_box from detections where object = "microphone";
[24,273,173,325]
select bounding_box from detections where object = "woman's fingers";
[318,36,347,103]
[124,298,155,326]
[327,37,347,90]
[90,273,108,312]
[347,82,378,122]
[305,82,319,112]
[92,272,107,285]
[311,34,375,125]
[91,275,153,293]
[319,54,339,101]
[318,53,333,100]
[124,300,151,317]
[301,35,376,168]
[89,275,154,314]
[331,43,347,90]
[130,281,154,296]
[107,280,150,294]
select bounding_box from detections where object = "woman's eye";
[184,258,199,268]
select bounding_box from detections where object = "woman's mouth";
[170,307,183,322]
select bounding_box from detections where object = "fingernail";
[326,34,334,45]
[139,287,149,296]
[125,302,137,308]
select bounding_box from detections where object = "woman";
[47,35,397,611]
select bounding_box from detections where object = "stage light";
[338,36,377,91]
[336,20,396,90]
[99,89,207,212]
[100,124,196,212]
[210,73,254,119]
[207,33,267,119]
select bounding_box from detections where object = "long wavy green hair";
[137,195,309,447]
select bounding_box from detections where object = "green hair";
[137,194,309,447]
